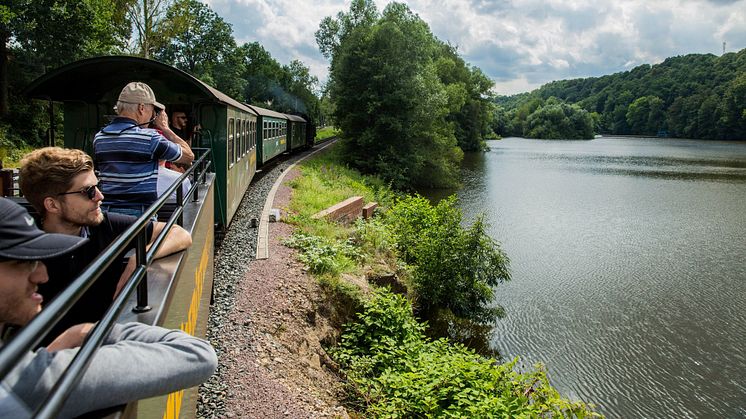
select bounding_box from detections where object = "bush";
[283,232,361,277]
[384,195,510,323]
[334,289,602,418]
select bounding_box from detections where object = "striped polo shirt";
[93,117,182,207]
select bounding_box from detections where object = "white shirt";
[156,166,192,203]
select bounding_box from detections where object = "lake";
[439,136,746,418]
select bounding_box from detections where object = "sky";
[205,0,746,96]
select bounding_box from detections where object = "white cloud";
[205,0,746,95]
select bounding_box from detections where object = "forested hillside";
[494,49,746,140]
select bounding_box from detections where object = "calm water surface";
[441,137,746,418]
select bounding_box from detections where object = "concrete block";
[311,196,364,225]
[269,208,281,222]
[362,202,378,219]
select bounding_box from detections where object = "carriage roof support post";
[47,99,55,147]
[132,231,151,313]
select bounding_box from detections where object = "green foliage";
[351,217,398,265]
[283,232,360,277]
[315,126,340,142]
[384,195,511,324]
[156,0,235,82]
[524,98,595,139]
[334,289,602,418]
[626,95,665,135]
[233,42,320,116]
[319,1,502,188]
[496,49,746,140]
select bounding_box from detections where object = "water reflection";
[423,136,746,418]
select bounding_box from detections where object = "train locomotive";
[0,55,317,418]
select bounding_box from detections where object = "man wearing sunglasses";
[0,198,216,417]
[93,81,194,217]
[18,147,192,345]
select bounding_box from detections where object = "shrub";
[385,195,510,323]
[283,232,361,277]
[334,289,602,418]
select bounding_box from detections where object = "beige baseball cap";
[117,82,165,110]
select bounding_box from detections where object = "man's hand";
[46,323,95,352]
[153,110,170,131]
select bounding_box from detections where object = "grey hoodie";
[0,322,217,418]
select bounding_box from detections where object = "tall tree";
[315,0,378,60]
[156,0,234,81]
[1,0,129,145]
[326,2,462,188]
[238,41,286,106]
[127,0,170,58]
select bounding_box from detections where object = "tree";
[155,0,235,82]
[1,0,129,145]
[626,95,664,135]
[127,0,169,58]
[325,2,462,188]
[238,42,285,106]
[280,59,319,115]
[386,195,511,323]
[496,48,746,140]
[522,97,593,139]
[718,73,746,139]
[315,0,378,59]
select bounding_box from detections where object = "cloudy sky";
[206,0,746,95]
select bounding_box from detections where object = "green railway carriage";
[246,104,289,166]
[3,55,315,418]
[24,56,257,229]
[285,113,308,152]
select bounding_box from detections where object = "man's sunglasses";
[57,183,100,200]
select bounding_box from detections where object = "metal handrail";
[0,148,212,418]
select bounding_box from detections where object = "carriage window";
[236,119,241,161]
[228,118,235,166]
[250,121,255,148]
[241,119,246,155]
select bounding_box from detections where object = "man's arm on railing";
[115,222,192,298]
[2,322,216,418]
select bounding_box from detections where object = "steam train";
[0,56,317,418]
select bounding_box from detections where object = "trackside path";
[198,144,348,418]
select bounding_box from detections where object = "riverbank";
[200,142,601,417]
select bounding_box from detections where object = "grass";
[287,145,395,233]
[0,145,34,168]
[315,126,340,143]
[284,143,399,315]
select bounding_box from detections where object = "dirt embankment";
[217,169,350,418]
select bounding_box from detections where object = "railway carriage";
[0,55,315,418]
[23,55,258,229]
[246,104,289,166]
[286,113,308,152]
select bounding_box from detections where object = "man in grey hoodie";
[0,198,217,418]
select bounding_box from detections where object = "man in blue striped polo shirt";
[93,82,194,217]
